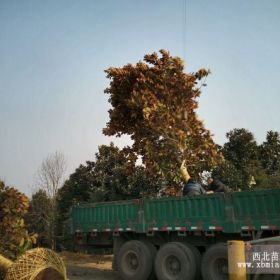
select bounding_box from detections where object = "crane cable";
[183,0,187,63]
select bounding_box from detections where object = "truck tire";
[155,242,196,280]
[176,243,201,280]
[117,240,155,280]
[201,243,228,280]
[142,240,157,280]
[112,237,125,271]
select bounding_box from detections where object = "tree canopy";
[103,50,222,185]
[223,128,258,171]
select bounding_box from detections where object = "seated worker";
[207,177,230,193]
[180,160,213,197]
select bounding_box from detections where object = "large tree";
[103,50,222,186]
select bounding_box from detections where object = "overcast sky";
[1,0,280,195]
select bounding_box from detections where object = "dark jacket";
[183,179,206,197]
[208,179,230,193]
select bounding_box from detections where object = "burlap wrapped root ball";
[0,255,13,279]
[4,248,67,280]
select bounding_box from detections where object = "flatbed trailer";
[69,188,280,280]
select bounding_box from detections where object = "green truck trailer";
[69,188,280,280]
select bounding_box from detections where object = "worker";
[180,160,213,197]
[207,177,231,193]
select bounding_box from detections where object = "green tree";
[223,128,258,169]
[250,130,280,189]
[219,129,280,190]
[256,169,280,189]
[103,50,222,189]
[222,128,259,189]
[56,161,96,238]
[90,143,160,201]
[212,160,243,191]
[25,190,51,247]
[56,143,161,241]
[259,130,280,175]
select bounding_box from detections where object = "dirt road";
[60,252,121,280]
[67,265,120,280]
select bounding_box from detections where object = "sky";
[0,0,280,196]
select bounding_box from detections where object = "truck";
[69,188,280,280]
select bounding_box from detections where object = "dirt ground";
[60,252,121,280]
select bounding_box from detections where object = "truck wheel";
[117,240,154,280]
[112,237,125,271]
[176,243,201,280]
[142,240,157,280]
[201,243,228,280]
[155,242,196,280]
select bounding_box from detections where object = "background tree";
[0,181,35,260]
[222,128,258,189]
[103,50,222,189]
[37,151,66,199]
[259,130,280,175]
[252,131,280,189]
[56,160,95,239]
[223,128,258,170]
[56,143,162,244]
[212,160,243,191]
[25,190,51,247]
[90,143,160,201]
[256,170,280,189]
[35,151,66,249]
[216,128,280,190]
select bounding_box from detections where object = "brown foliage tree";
[0,181,35,260]
[103,50,222,187]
